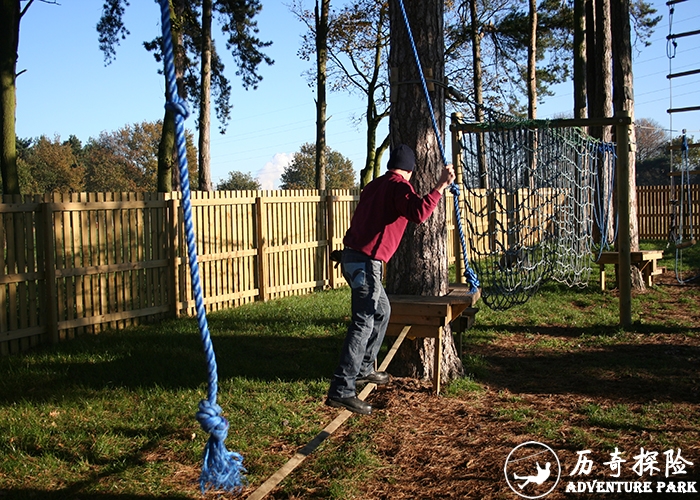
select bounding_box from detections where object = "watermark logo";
[505,443,696,497]
[504,441,562,499]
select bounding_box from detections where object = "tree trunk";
[573,0,587,120]
[198,0,213,191]
[315,0,329,191]
[387,0,463,383]
[610,0,644,290]
[158,109,176,192]
[469,0,488,189]
[591,0,614,247]
[584,0,596,120]
[526,0,537,187]
[360,11,390,189]
[527,0,537,120]
[157,0,186,193]
[0,0,20,195]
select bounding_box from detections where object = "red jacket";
[343,170,443,262]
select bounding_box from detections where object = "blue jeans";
[328,248,391,399]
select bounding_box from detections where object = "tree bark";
[157,0,186,193]
[610,0,644,290]
[527,0,537,121]
[469,0,488,189]
[573,0,587,120]
[198,0,213,191]
[315,0,329,191]
[0,0,20,195]
[590,0,614,247]
[387,0,463,383]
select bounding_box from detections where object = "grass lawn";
[1,241,699,499]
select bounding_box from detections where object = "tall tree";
[387,0,463,383]
[611,0,643,290]
[216,170,261,190]
[0,0,22,195]
[527,0,537,120]
[279,142,355,190]
[572,0,587,120]
[98,0,272,191]
[314,0,330,191]
[446,0,574,117]
[199,0,214,191]
[293,0,391,188]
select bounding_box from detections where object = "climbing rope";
[157,0,245,493]
[396,0,480,293]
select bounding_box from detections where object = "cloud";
[256,152,292,190]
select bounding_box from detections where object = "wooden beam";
[246,326,411,500]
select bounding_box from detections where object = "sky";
[14,0,700,190]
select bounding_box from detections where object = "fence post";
[41,202,59,344]
[255,196,268,301]
[326,193,338,289]
[167,195,180,318]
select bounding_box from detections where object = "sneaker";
[356,371,390,386]
[325,396,372,415]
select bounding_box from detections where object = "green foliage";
[13,121,198,194]
[18,135,85,193]
[99,0,273,133]
[280,142,356,189]
[216,170,262,191]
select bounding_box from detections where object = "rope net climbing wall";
[454,115,612,310]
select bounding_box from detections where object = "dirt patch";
[286,271,700,499]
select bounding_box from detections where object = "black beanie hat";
[387,144,415,172]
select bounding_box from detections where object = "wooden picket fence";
[1,184,696,355]
[636,184,700,240]
[0,190,360,355]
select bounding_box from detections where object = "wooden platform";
[386,284,480,395]
[595,250,665,290]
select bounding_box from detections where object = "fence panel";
[0,195,45,355]
[13,184,695,352]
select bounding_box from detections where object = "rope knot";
[196,399,229,441]
[449,182,460,197]
[165,97,191,119]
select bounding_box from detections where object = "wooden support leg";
[600,264,606,291]
[433,328,442,395]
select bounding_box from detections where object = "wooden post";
[326,194,338,289]
[41,202,59,344]
[167,196,180,318]
[616,111,632,327]
[255,196,268,301]
[451,112,466,284]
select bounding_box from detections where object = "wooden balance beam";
[386,283,481,395]
[595,250,665,290]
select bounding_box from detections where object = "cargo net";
[456,118,609,310]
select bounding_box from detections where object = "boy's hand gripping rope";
[158,0,246,493]
[396,0,479,291]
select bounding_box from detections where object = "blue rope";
[157,1,246,493]
[396,0,480,291]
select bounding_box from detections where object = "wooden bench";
[595,250,665,290]
[386,284,480,395]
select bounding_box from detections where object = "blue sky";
[14,0,700,189]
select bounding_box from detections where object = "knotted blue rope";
[396,0,480,291]
[158,0,246,493]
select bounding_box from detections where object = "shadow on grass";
[0,316,345,404]
[466,326,700,404]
